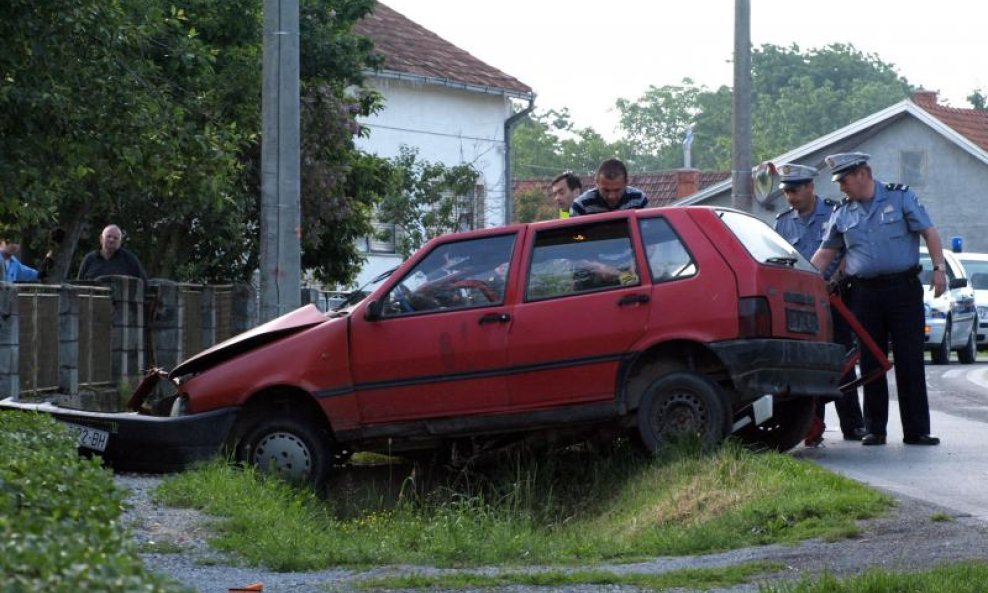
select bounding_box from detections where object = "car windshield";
[333,268,395,311]
[959,259,988,289]
[715,209,817,273]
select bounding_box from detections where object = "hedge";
[0,411,191,593]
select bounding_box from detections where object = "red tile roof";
[913,91,988,152]
[354,3,533,96]
[513,171,731,210]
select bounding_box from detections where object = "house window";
[900,151,926,187]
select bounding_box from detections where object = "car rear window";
[716,209,818,273]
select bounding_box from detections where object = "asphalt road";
[795,358,988,521]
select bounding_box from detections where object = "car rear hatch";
[700,207,833,343]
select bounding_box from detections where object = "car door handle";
[618,293,650,306]
[479,312,511,325]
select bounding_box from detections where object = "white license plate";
[64,422,110,452]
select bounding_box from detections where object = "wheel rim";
[650,390,709,438]
[251,431,312,481]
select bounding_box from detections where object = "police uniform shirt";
[820,181,933,278]
[775,196,840,279]
[569,186,648,216]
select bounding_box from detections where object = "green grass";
[764,561,988,593]
[351,561,783,590]
[154,441,892,572]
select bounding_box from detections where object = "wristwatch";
[933,263,946,272]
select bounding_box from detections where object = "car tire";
[635,371,729,454]
[931,319,951,365]
[235,412,334,487]
[733,397,816,452]
[958,326,977,364]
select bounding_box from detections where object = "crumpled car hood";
[169,304,328,378]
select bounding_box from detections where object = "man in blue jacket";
[1,239,40,283]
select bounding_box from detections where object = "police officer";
[774,164,866,446]
[811,153,946,446]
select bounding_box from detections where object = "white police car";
[921,247,977,364]
[953,252,988,349]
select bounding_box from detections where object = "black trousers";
[816,301,865,434]
[846,275,931,437]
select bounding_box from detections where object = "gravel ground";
[117,473,988,593]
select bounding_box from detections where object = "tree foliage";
[512,109,641,178]
[514,44,915,176]
[615,43,913,170]
[0,0,397,286]
[376,146,480,259]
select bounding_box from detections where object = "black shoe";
[903,434,940,446]
[861,433,886,446]
[843,428,867,441]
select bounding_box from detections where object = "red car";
[2,207,844,485]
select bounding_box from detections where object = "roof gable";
[681,93,988,205]
[353,3,533,97]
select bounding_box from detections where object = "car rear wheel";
[733,397,816,452]
[958,326,977,364]
[635,372,729,454]
[931,319,951,364]
[235,412,334,487]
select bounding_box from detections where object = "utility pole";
[731,0,753,212]
[259,0,301,322]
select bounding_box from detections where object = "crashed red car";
[2,207,845,485]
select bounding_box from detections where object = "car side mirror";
[949,278,968,290]
[364,299,383,321]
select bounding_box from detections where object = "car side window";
[526,220,639,301]
[380,234,515,317]
[639,217,696,282]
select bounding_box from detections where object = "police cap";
[777,163,817,190]
[825,152,871,182]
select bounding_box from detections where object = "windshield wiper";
[766,256,798,267]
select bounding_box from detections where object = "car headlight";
[928,309,947,320]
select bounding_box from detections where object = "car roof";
[954,252,988,262]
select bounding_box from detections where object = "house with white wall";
[351,3,534,286]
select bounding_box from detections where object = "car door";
[506,218,649,409]
[349,233,516,424]
[945,254,977,347]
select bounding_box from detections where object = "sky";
[381,1,987,140]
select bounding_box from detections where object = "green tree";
[968,90,988,111]
[512,109,641,178]
[514,188,556,223]
[376,146,480,259]
[1,0,389,286]
[614,43,914,170]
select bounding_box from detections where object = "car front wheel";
[235,412,334,487]
[635,371,729,454]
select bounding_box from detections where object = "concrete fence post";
[231,283,257,335]
[200,284,217,350]
[58,285,80,395]
[105,276,145,389]
[0,285,20,399]
[147,279,181,370]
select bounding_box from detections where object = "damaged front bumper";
[0,397,238,473]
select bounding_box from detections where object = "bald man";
[77,224,147,281]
